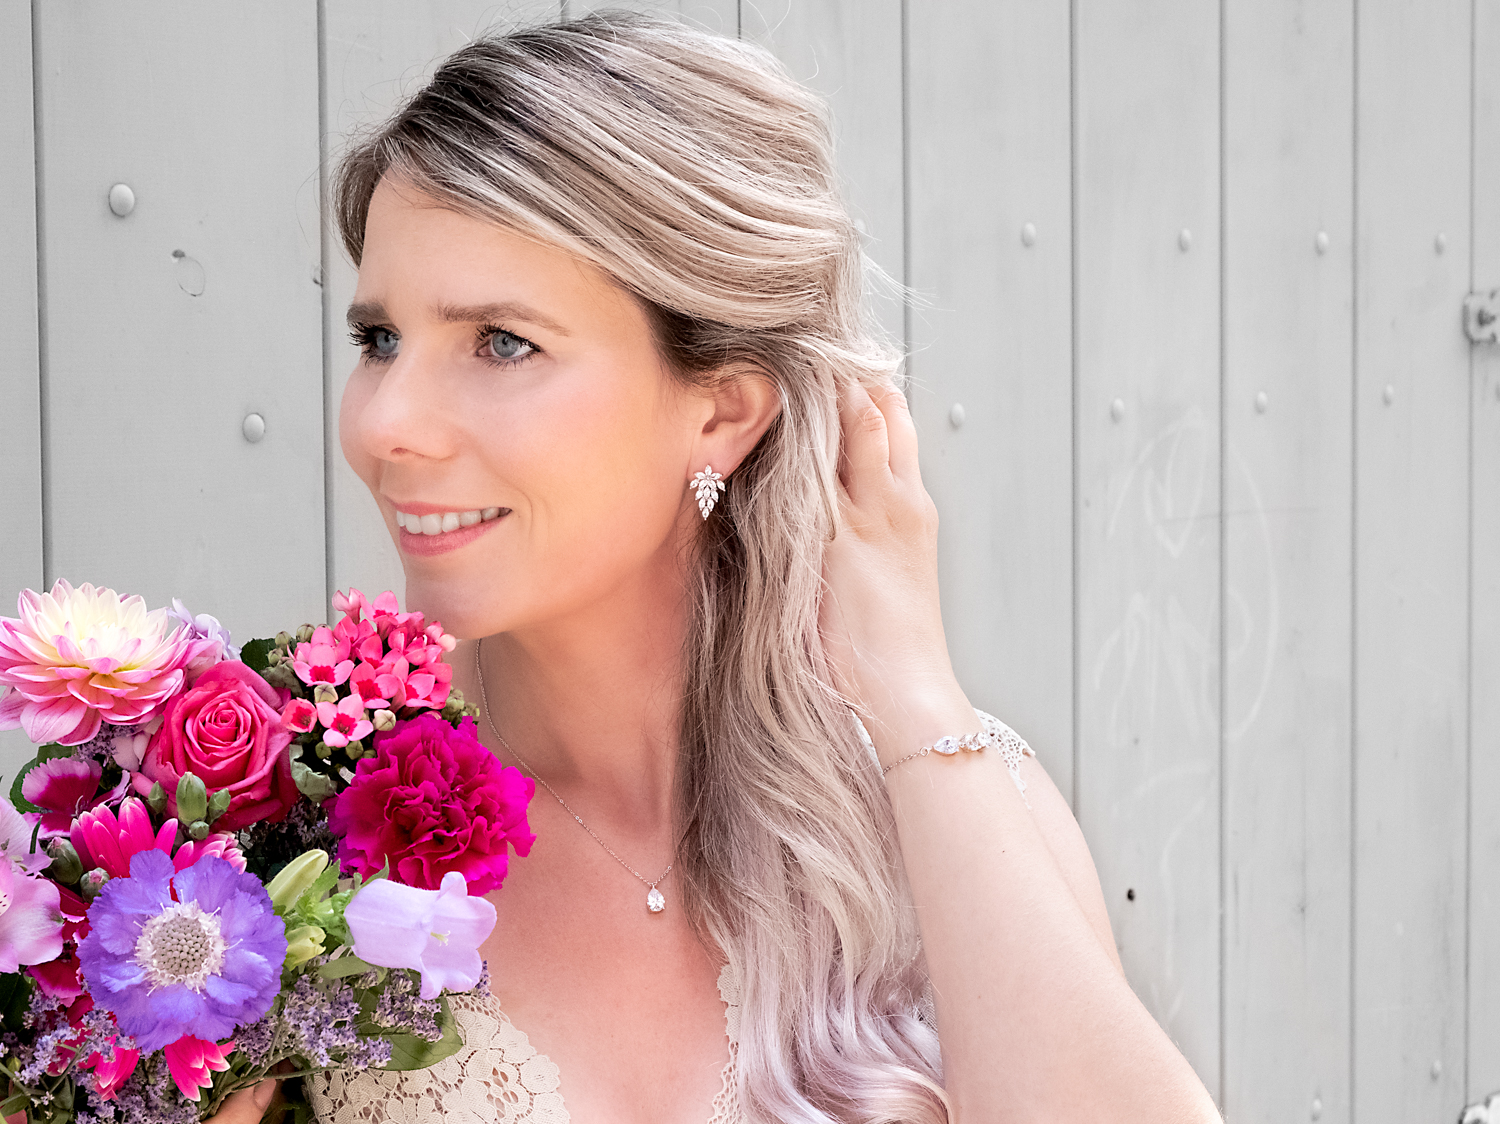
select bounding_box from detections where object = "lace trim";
[306,963,742,1123]
[853,707,1037,806]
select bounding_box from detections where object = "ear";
[689,367,783,478]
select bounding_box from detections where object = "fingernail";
[253,1079,277,1109]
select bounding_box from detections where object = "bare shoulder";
[1014,747,1126,975]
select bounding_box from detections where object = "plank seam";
[1348,0,1361,1115]
[1067,0,1080,817]
[29,0,50,589]
[1216,0,1228,1108]
[317,0,334,617]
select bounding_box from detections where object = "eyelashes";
[347,321,541,369]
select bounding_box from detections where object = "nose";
[347,345,457,465]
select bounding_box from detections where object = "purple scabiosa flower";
[77,849,286,1052]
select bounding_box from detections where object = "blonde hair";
[332,12,949,1123]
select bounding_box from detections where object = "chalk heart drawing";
[1087,405,1278,1005]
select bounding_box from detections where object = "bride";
[213,11,1218,1123]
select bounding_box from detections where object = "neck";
[470,564,689,837]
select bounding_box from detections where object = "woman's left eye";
[480,327,538,366]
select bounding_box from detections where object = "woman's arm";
[820,379,1219,1123]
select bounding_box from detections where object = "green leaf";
[0,971,31,1034]
[240,636,276,674]
[290,757,338,803]
[9,745,74,814]
[378,997,464,1071]
[317,954,380,980]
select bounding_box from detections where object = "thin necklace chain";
[474,639,674,897]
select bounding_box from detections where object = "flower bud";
[274,630,294,651]
[313,683,339,705]
[346,739,364,760]
[176,773,209,825]
[266,648,286,667]
[79,867,109,901]
[187,820,210,842]
[46,838,82,884]
[283,924,326,969]
[295,624,317,645]
[206,788,233,825]
[263,664,301,692]
[373,709,397,732]
[314,741,332,760]
[267,849,330,913]
[146,781,169,817]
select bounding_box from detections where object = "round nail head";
[1255,391,1269,414]
[1310,1097,1322,1120]
[1383,385,1396,406]
[1315,231,1329,255]
[1110,398,1126,422]
[1435,233,1447,254]
[1021,222,1037,247]
[1430,1060,1442,1080]
[949,402,966,429]
[108,183,135,217]
[1178,228,1192,252]
[242,413,266,444]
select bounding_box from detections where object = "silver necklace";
[474,639,674,914]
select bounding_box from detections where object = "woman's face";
[341,176,714,639]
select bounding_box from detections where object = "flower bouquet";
[0,582,535,1123]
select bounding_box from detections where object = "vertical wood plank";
[0,2,43,775]
[1074,0,1222,1095]
[1353,1,1472,1119]
[1469,0,1500,1104]
[741,0,904,344]
[1221,3,1354,1120]
[905,1,1074,798]
[321,1,560,614]
[33,2,324,642]
[568,0,738,37]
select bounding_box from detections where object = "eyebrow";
[345,300,571,337]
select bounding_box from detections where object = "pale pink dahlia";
[0,581,196,746]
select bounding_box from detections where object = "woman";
[215,11,1219,1123]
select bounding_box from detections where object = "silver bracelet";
[880,710,1037,806]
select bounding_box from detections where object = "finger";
[836,378,893,500]
[208,1078,278,1123]
[866,380,920,483]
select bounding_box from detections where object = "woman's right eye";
[350,323,399,363]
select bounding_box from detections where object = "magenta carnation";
[0,582,196,746]
[328,713,534,895]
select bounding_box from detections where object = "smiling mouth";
[395,507,510,536]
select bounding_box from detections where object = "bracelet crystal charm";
[878,709,1037,807]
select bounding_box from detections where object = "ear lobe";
[691,367,782,482]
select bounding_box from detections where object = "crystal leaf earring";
[690,465,727,519]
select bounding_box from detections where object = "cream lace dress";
[305,710,1032,1124]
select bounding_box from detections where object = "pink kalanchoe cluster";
[0,581,198,746]
[323,589,456,713]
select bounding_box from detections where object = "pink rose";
[328,713,534,895]
[135,661,298,832]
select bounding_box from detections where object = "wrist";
[861,684,979,772]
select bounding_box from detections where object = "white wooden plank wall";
[1354,2,1474,1120]
[1469,0,1500,1106]
[1222,3,1353,1121]
[3,3,1498,1119]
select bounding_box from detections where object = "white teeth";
[395,507,506,535]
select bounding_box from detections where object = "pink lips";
[397,511,508,557]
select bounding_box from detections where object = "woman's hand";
[819,378,970,756]
[203,1078,278,1123]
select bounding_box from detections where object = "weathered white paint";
[1353,2,1473,1121]
[1074,0,1223,1094]
[905,0,1074,803]
[0,3,42,778]
[1221,3,1354,1121]
[1469,0,1500,1104]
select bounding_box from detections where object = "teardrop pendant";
[646,886,666,913]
